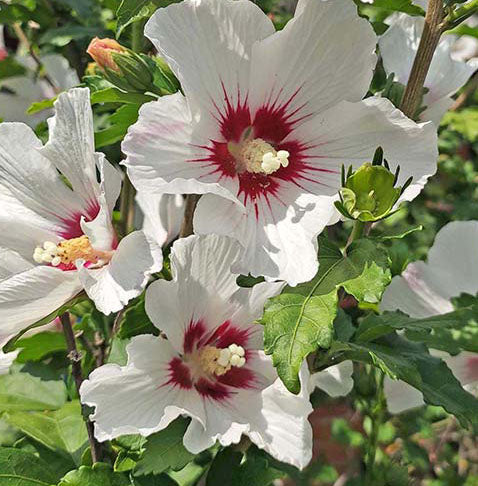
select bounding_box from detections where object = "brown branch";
[60,312,104,463]
[179,194,201,238]
[400,0,446,118]
[451,73,478,111]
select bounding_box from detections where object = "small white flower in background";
[80,234,314,469]
[0,26,80,126]
[381,221,478,413]
[123,0,437,286]
[0,87,162,343]
[379,13,478,125]
[136,193,185,247]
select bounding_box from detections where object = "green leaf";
[51,0,95,17]
[58,463,131,486]
[90,87,155,105]
[0,447,58,485]
[107,338,130,365]
[344,335,478,427]
[262,238,390,393]
[0,56,27,80]
[94,103,140,148]
[355,306,478,354]
[363,0,424,15]
[27,96,57,115]
[206,448,283,486]
[13,332,66,363]
[117,297,158,339]
[0,373,67,412]
[39,25,105,47]
[442,108,478,142]
[134,418,194,476]
[116,0,153,37]
[167,462,203,486]
[262,290,337,394]
[5,401,88,466]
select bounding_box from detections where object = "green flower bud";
[86,37,179,96]
[335,157,411,222]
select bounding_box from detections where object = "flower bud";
[87,37,126,72]
[0,48,7,62]
[86,37,179,95]
[335,152,412,222]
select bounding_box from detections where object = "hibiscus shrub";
[2,0,478,485]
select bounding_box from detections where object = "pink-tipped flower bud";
[0,48,7,62]
[87,37,126,72]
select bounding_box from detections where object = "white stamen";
[43,241,57,251]
[261,150,290,174]
[51,256,62,267]
[217,348,231,367]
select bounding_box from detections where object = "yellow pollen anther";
[198,344,246,376]
[33,235,112,268]
[239,138,276,174]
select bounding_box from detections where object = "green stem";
[346,220,365,251]
[131,20,145,53]
[445,0,478,29]
[364,368,386,484]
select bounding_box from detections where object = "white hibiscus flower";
[0,335,19,375]
[80,234,314,469]
[123,0,438,286]
[379,14,478,125]
[381,221,478,413]
[0,26,80,126]
[0,87,162,344]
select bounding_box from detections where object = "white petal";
[249,0,377,120]
[80,335,204,441]
[145,0,274,121]
[310,361,354,397]
[194,193,337,286]
[137,193,185,246]
[420,96,454,126]
[0,266,81,338]
[0,247,33,279]
[381,262,454,317]
[380,16,477,108]
[39,88,101,208]
[0,76,51,126]
[0,123,85,228]
[0,347,19,375]
[40,54,80,91]
[381,221,478,316]
[182,353,313,469]
[80,157,121,252]
[247,363,313,469]
[288,96,438,202]
[123,93,238,202]
[384,377,424,414]
[170,234,242,299]
[145,235,244,351]
[231,280,286,322]
[77,231,162,315]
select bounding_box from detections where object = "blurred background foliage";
[1,0,478,485]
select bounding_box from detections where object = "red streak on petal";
[58,201,101,240]
[205,320,250,349]
[195,377,231,400]
[217,366,256,390]
[167,357,193,390]
[184,320,207,354]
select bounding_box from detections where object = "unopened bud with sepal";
[335,147,412,222]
